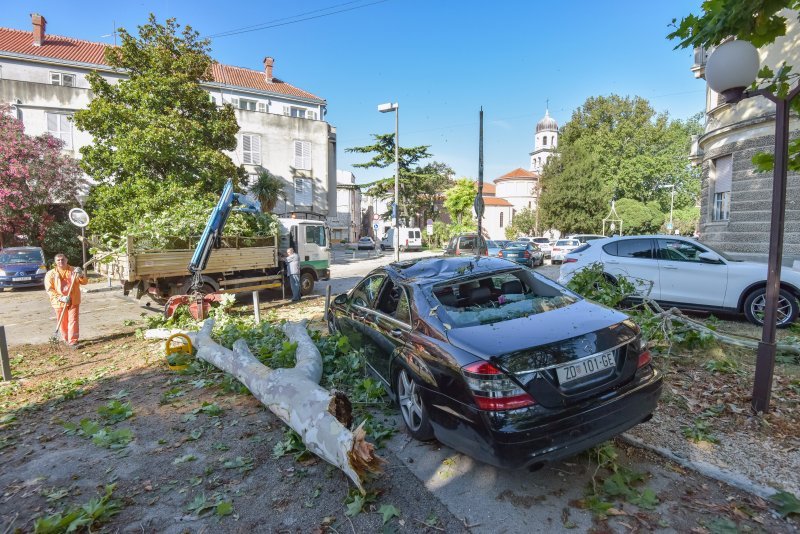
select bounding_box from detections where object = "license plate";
[12,276,32,282]
[556,351,616,384]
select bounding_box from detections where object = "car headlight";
[36,266,47,274]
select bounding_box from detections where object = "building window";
[712,154,732,221]
[293,140,311,170]
[239,98,257,111]
[290,106,306,118]
[499,212,504,228]
[294,177,312,207]
[257,102,266,112]
[50,72,76,87]
[46,113,73,149]
[542,136,547,146]
[210,95,217,105]
[241,133,261,165]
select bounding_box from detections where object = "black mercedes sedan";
[327,257,662,470]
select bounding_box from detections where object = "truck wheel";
[380,244,386,251]
[300,272,315,295]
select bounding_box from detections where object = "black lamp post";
[704,39,800,413]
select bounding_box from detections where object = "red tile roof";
[494,168,540,182]
[482,196,513,207]
[480,183,496,195]
[0,26,324,102]
[210,64,322,101]
[0,27,107,64]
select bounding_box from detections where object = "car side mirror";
[333,294,347,305]
[698,251,722,264]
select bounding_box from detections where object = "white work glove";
[74,267,84,277]
[59,296,71,304]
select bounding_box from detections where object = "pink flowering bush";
[0,104,85,248]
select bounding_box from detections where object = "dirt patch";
[0,320,467,532]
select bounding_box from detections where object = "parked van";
[380,227,423,251]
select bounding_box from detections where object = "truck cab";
[278,218,331,295]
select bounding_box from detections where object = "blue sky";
[6,1,706,185]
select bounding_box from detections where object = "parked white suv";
[557,235,800,327]
[550,239,581,264]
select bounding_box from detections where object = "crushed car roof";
[387,256,516,284]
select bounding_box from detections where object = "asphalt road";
[0,249,442,347]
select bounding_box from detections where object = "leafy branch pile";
[93,192,279,253]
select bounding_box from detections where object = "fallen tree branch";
[641,299,800,356]
[148,319,383,492]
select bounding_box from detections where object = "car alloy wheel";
[745,288,799,327]
[396,368,434,441]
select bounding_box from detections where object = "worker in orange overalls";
[44,253,88,346]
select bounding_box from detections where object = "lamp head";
[704,40,760,104]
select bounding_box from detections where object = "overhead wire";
[208,0,390,39]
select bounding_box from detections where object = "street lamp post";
[704,39,799,413]
[378,102,400,262]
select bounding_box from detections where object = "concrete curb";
[620,433,777,500]
[83,285,119,294]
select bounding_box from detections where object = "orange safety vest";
[44,266,87,308]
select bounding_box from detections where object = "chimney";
[263,56,274,83]
[31,13,47,46]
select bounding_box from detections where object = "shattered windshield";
[431,268,578,327]
[0,250,44,264]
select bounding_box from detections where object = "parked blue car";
[497,241,545,267]
[0,247,47,289]
[486,240,508,257]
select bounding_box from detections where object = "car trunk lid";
[446,301,640,408]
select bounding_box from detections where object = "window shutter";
[302,141,311,170]
[47,112,58,132]
[252,135,261,165]
[293,140,303,168]
[714,155,732,193]
[60,115,73,149]
[284,106,290,116]
[242,134,252,164]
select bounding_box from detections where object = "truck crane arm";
[188,179,261,285]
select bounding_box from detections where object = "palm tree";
[249,170,284,213]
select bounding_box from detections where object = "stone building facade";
[690,12,800,263]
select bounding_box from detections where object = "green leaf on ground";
[345,493,365,517]
[771,491,800,517]
[215,501,234,517]
[173,454,197,465]
[379,504,400,524]
[97,400,134,423]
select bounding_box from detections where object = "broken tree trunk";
[154,319,383,492]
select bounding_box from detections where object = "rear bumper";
[424,368,663,470]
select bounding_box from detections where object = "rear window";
[603,239,653,258]
[532,238,549,244]
[555,240,579,246]
[430,268,577,327]
[571,243,591,254]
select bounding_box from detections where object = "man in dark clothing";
[285,248,301,302]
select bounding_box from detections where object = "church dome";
[536,110,558,133]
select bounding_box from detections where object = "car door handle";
[662,265,678,270]
[390,329,403,338]
[606,260,619,264]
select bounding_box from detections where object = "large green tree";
[538,95,702,234]
[670,1,800,172]
[443,178,476,224]
[506,208,538,238]
[74,15,244,236]
[346,134,452,225]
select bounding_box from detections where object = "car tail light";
[461,361,536,411]
[563,258,578,263]
[455,248,461,256]
[523,250,531,259]
[553,247,561,252]
[637,350,651,368]
[497,251,503,257]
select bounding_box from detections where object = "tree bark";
[149,319,383,492]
